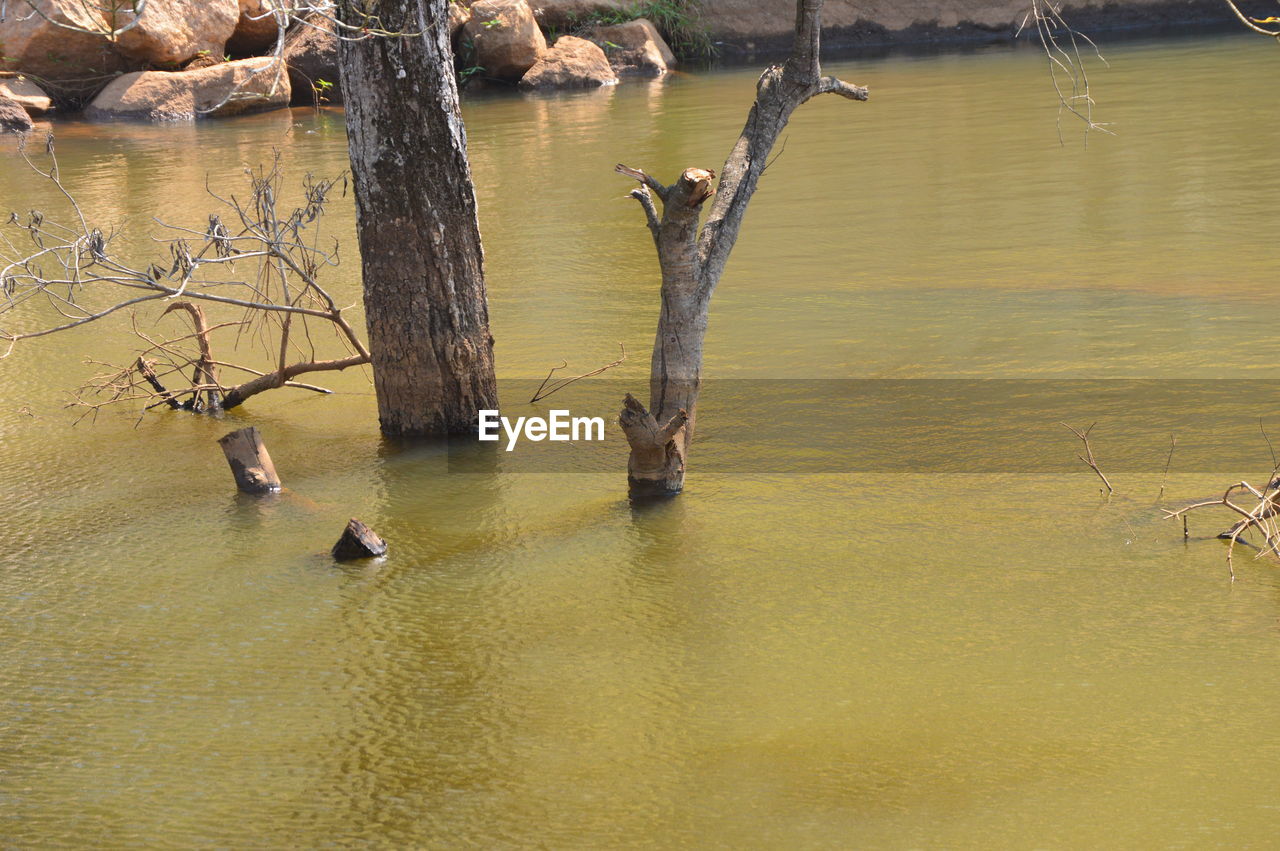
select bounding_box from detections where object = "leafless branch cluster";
[1018,0,1113,142]
[0,134,370,421]
[529,343,626,403]
[1163,475,1280,581]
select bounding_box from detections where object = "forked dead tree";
[615,0,867,497]
[0,139,369,418]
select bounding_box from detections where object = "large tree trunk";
[337,1,497,436]
[617,0,867,498]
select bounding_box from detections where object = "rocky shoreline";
[0,0,1260,129]
[0,0,684,128]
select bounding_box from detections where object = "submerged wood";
[616,0,867,497]
[218,426,282,494]
[332,518,388,560]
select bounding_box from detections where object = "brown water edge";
[4,31,1280,846]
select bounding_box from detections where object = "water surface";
[4,33,1280,847]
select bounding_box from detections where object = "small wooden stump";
[332,518,387,561]
[218,426,281,494]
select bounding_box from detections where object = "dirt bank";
[700,0,1258,54]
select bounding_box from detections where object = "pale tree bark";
[338,0,497,436]
[617,0,867,497]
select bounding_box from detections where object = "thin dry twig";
[1158,433,1176,501]
[1061,421,1114,495]
[1018,0,1114,143]
[1220,0,1280,37]
[529,343,626,403]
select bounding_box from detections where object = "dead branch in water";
[1018,0,1113,143]
[1162,480,1280,582]
[1,138,370,418]
[529,343,626,403]
[1061,421,1114,495]
[1158,433,1176,501]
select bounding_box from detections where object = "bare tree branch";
[1,140,371,417]
[1019,0,1113,143]
[1061,421,1115,495]
[529,343,626,403]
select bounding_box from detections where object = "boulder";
[531,0,627,31]
[463,0,545,81]
[0,77,53,114]
[448,2,470,40]
[519,35,616,90]
[85,57,290,121]
[0,0,130,81]
[0,95,33,133]
[282,13,341,104]
[227,0,295,55]
[590,18,675,76]
[114,0,240,67]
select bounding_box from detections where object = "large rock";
[85,57,290,121]
[0,77,53,114]
[0,0,129,80]
[227,0,295,55]
[531,0,627,30]
[448,2,470,40]
[114,0,240,67]
[282,12,340,104]
[590,18,675,76]
[519,35,616,90]
[0,95,33,133]
[463,0,546,81]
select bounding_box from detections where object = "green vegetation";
[561,0,715,62]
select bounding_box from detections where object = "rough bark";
[337,0,498,436]
[617,0,867,497]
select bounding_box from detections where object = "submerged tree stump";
[332,518,387,560]
[613,0,867,497]
[218,426,282,494]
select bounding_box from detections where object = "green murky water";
[5,32,1280,847]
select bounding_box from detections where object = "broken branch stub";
[618,393,688,498]
[218,426,282,494]
[332,518,387,560]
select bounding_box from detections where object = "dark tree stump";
[332,518,387,560]
[218,427,281,494]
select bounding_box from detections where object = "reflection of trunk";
[338,0,498,436]
[617,0,868,497]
